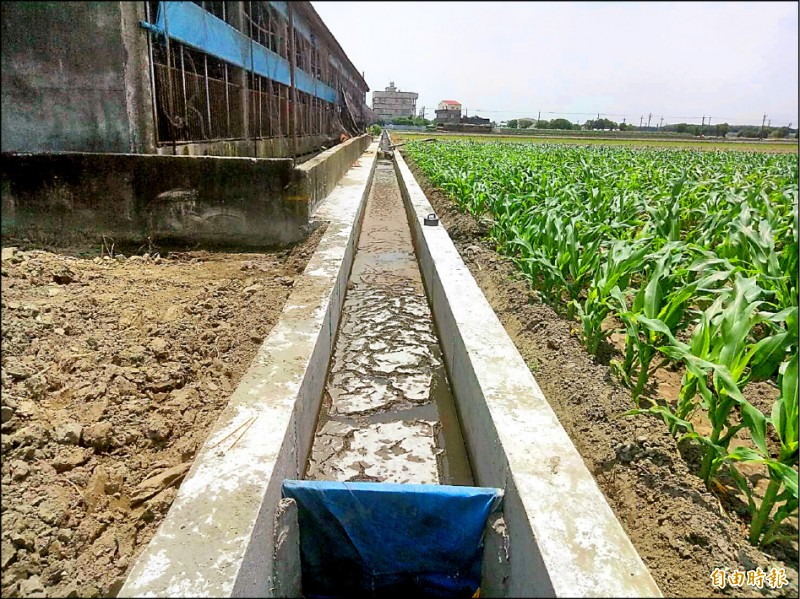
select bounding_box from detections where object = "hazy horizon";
[312,1,798,127]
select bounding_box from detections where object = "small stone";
[18,575,45,598]
[1,247,18,261]
[83,421,113,450]
[279,276,294,287]
[1,405,15,423]
[10,460,30,481]
[150,337,169,359]
[1,539,16,568]
[243,284,264,295]
[55,327,66,336]
[47,286,64,297]
[52,266,76,284]
[37,499,66,526]
[115,254,126,262]
[54,422,82,445]
[51,447,90,472]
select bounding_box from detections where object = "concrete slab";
[394,149,662,598]
[118,141,378,598]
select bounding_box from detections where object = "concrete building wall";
[372,82,418,120]
[0,2,155,154]
[435,109,461,124]
[1,2,367,159]
[0,134,372,246]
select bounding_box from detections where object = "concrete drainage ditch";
[119,134,661,598]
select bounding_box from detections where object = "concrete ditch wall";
[393,149,662,598]
[0,135,371,247]
[297,134,373,215]
[118,140,379,598]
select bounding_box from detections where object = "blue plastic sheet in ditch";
[281,480,503,599]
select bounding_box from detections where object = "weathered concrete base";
[272,499,301,598]
[394,148,662,597]
[0,135,371,247]
[154,135,339,161]
[118,140,378,598]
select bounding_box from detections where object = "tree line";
[505,118,798,138]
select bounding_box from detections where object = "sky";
[312,1,798,126]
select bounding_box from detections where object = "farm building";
[371,81,418,120]
[1,1,370,158]
[1,1,373,248]
[435,99,462,124]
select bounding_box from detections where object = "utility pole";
[761,113,767,139]
[659,116,663,129]
[639,115,644,128]
[647,113,652,128]
[701,115,705,127]
[537,110,541,123]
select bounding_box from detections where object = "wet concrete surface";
[305,160,472,485]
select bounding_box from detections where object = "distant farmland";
[393,130,799,153]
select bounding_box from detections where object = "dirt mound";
[0,231,323,597]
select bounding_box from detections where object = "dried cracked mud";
[306,160,472,486]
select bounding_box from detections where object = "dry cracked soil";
[0,230,323,598]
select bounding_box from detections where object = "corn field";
[405,140,799,547]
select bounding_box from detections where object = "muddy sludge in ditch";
[305,159,472,486]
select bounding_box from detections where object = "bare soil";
[405,157,798,599]
[0,230,324,598]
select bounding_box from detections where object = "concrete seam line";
[393,149,662,598]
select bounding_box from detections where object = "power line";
[450,106,782,125]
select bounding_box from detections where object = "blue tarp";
[281,480,503,599]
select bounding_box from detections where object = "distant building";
[435,100,462,125]
[372,82,418,120]
[437,100,462,112]
[462,115,490,125]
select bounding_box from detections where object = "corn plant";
[722,354,798,546]
[629,278,796,484]
[405,139,799,547]
[575,238,651,354]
